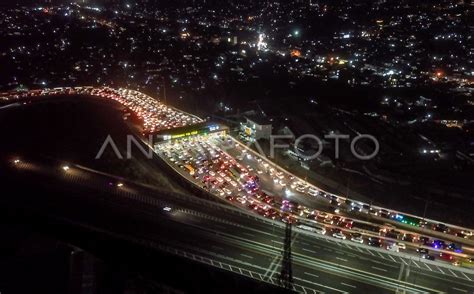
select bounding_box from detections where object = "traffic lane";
[135,215,354,293]
[291,262,396,294]
[172,202,471,292]
[294,232,474,287]
[160,216,397,294]
[158,206,426,293]
[169,194,473,286]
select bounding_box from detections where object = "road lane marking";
[294,276,347,293]
[387,254,397,262]
[423,263,433,271]
[242,232,255,237]
[448,269,459,277]
[240,254,253,259]
[412,260,420,268]
[302,248,317,254]
[398,257,408,265]
[336,257,348,262]
[436,266,445,274]
[355,246,364,253]
[452,287,468,293]
[371,266,388,272]
[366,249,375,256]
[304,272,319,278]
[460,272,471,281]
[341,282,357,289]
[377,252,386,259]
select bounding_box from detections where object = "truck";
[184,164,195,175]
[352,222,381,234]
[297,224,326,235]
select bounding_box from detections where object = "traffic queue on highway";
[156,132,474,268]
[3,87,474,269]
[0,86,202,134]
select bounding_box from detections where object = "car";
[248,203,259,210]
[384,229,401,240]
[439,253,453,261]
[295,186,306,193]
[432,239,446,249]
[455,232,467,238]
[397,243,406,250]
[264,208,278,219]
[417,248,429,254]
[308,188,319,196]
[342,219,353,228]
[419,236,430,245]
[351,206,361,213]
[369,208,378,215]
[362,204,371,212]
[323,218,334,225]
[422,254,435,261]
[461,230,473,238]
[368,237,382,247]
[332,229,346,240]
[447,243,463,253]
[350,233,364,243]
[225,196,236,202]
[402,234,416,242]
[318,212,329,218]
[332,215,343,224]
[281,213,297,224]
[387,243,400,252]
[379,209,390,218]
[330,199,340,207]
[434,223,449,233]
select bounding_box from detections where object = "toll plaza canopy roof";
[153,122,229,142]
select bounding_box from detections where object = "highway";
[3,157,474,293]
[2,87,473,245]
[154,132,474,266]
[2,87,474,292]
